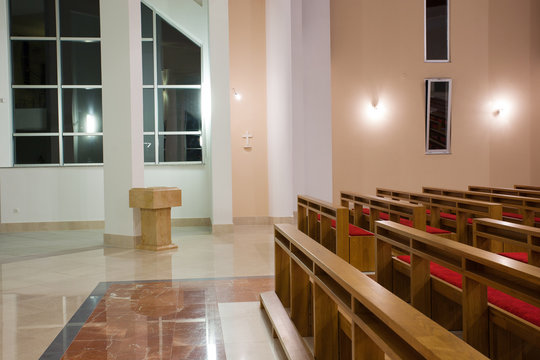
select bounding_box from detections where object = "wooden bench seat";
[272,224,487,360]
[395,255,540,327]
[298,195,375,271]
[515,184,540,191]
[375,220,540,358]
[469,185,540,199]
[376,187,502,244]
[260,291,313,360]
[423,186,540,227]
[362,207,453,235]
[341,190,454,240]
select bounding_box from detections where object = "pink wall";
[229,0,269,217]
[330,0,538,200]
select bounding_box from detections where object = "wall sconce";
[233,88,242,101]
[367,101,385,120]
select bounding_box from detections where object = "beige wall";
[531,1,540,185]
[331,0,538,201]
[229,0,269,217]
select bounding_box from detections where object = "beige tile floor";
[0,225,284,360]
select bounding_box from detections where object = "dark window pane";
[143,88,155,132]
[159,135,202,162]
[426,0,448,61]
[11,41,57,85]
[142,41,154,85]
[158,89,201,132]
[59,0,100,37]
[426,80,450,151]
[63,89,102,133]
[61,41,101,85]
[141,3,153,38]
[144,135,155,162]
[156,16,201,85]
[14,136,59,164]
[13,89,58,133]
[9,0,56,37]
[63,135,103,163]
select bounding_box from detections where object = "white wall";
[0,0,219,225]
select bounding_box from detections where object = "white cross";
[242,131,253,148]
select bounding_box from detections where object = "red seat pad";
[440,212,473,224]
[398,218,451,234]
[499,252,528,263]
[316,214,373,236]
[396,255,540,327]
[361,208,389,220]
[426,209,431,215]
[503,212,540,223]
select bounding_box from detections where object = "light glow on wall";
[365,100,387,123]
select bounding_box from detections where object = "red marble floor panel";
[60,277,273,360]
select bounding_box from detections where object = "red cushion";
[396,255,540,327]
[329,219,372,236]
[361,208,389,220]
[426,209,431,215]
[503,212,540,223]
[440,212,473,224]
[499,252,528,263]
[317,213,321,221]
[398,218,450,234]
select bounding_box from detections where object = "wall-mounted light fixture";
[366,100,385,120]
[233,88,242,101]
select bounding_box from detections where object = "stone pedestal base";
[129,187,182,252]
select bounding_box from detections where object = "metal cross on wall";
[242,131,253,148]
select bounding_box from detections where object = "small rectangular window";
[425,0,449,62]
[425,79,451,154]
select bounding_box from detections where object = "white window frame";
[141,1,204,165]
[10,0,103,166]
[424,0,450,63]
[425,78,452,155]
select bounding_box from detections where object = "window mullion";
[152,9,159,164]
[56,0,64,165]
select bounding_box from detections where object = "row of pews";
[260,184,540,359]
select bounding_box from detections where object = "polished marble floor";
[0,226,285,360]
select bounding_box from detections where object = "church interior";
[0,0,539,359]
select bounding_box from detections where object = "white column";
[266,0,295,217]
[101,0,144,246]
[208,0,233,228]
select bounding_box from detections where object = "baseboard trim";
[212,224,235,234]
[0,220,105,233]
[171,218,211,227]
[104,233,141,249]
[233,216,295,225]
[0,218,212,233]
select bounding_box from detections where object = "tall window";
[141,3,203,164]
[424,0,449,62]
[10,0,102,165]
[425,79,452,154]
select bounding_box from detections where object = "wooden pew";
[340,190,454,239]
[376,187,502,244]
[297,195,375,271]
[375,220,540,359]
[423,186,540,227]
[515,184,540,191]
[267,223,487,360]
[469,185,540,199]
[473,218,540,266]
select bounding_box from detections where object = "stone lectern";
[129,187,182,251]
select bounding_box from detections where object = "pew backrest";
[297,195,349,261]
[515,184,540,192]
[340,190,426,232]
[469,185,540,199]
[376,187,502,243]
[473,218,540,267]
[274,224,487,360]
[423,186,540,226]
